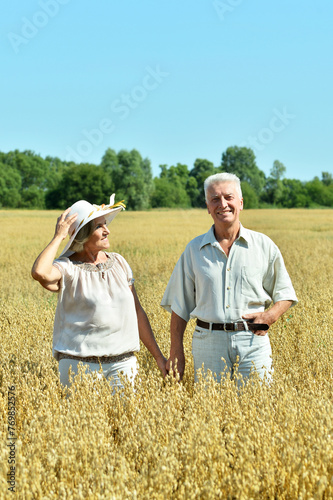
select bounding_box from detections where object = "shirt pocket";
[241,266,263,298]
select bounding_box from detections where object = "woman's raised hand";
[31,207,77,289]
[54,208,78,240]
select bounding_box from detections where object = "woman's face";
[84,216,110,252]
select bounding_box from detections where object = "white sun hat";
[59,194,125,257]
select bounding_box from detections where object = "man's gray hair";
[204,172,242,201]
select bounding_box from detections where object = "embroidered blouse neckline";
[70,252,115,272]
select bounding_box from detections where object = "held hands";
[166,348,185,381]
[54,208,78,241]
[156,354,168,378]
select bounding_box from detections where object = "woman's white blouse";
[52,252,140,360]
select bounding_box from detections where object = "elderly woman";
[31,194,167,388]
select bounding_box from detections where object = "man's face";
[206,181,243,226]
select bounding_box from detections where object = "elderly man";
[161,172,297,384]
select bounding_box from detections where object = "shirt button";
[227,287,231,290]
[226,305,230,308]
[227,268,231,271]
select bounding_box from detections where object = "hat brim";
[59,204,124,258]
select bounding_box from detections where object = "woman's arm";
[31,208,77,292]
[131,285,167,377]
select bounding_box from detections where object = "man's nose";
[220,197,228,208]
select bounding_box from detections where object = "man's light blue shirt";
[161,224,298,323]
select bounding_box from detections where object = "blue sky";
[1,0,332,181]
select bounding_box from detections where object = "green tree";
[321,172,333,186]
[0,163,22,207]
[115,149,153,210]
[151,177,190,208]
[21,185,46,208]
[305,177,333,207]
[189,159,216,207]
[0,150,73,208]
[241,181,259,208]
[151,164,191,208]
[3,150,49,190]
[45,155,70,191]
[280,179,309,208]
[100,148,119,193]
[221,146,266,193]
[271,160,286,180]
[186,176,198,206]
[166,163,191,203]
[262,160,287,206]
[45,163,111,209]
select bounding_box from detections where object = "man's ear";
[206,202,210,214]
[240,198,244,211]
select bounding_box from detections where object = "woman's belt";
[197,319,269,332]
[58,351,135,363]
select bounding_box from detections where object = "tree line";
[0,147,332,210]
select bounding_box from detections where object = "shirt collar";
[200,223,249,250]
[238,223,250,244]
[200,225,216,249]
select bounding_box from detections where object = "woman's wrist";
[154,350,166,362]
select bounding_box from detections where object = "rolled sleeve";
[161,252,196,322]
[263,247,298,306]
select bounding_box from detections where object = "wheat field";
[1,208,333,499]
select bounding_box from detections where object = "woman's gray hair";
[69,220,95,253]
[204,172,242,201]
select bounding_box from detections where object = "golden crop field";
[1,208,333,499]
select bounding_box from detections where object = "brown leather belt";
[58,352,135,363]
[197,319,269,332]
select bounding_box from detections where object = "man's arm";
[166,311,188,380]
[242,300,293,336]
